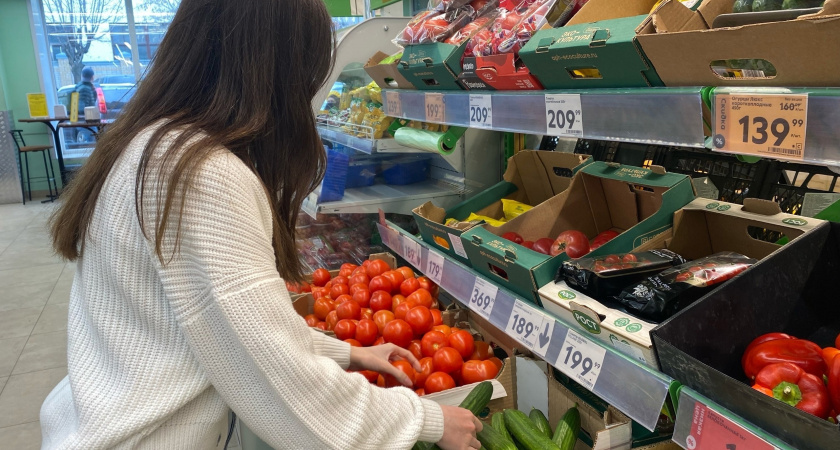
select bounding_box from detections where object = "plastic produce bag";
[445,13,497,48]
[471,0,556,56]
[558,249,687,301]
[394,7,475,46]
[616,252,757,323]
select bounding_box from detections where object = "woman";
[41,0,481,448]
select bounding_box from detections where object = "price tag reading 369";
[556,329,606,390]
[469,277,498,320]
[425,93,445,123]
[469,94,493,129]
[401,235,422,269]
[545,94,584,137]
[425,251,445,285]
[713,93,808,160]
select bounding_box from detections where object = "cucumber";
[529,408,552,438]
[552,405,580,450]
[414,382,494,450]
[503,409,561,450]
[477,424,517,450]
[491,412,513,442]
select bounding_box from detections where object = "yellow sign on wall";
[26,93,48,118]
[70,92,79,123]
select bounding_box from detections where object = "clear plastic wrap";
[394,7,475,46]
[471,0,555,56]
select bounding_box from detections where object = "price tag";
[685,403,777,450]
[713,93,807,160]
[301,193,318,218]
[448,233,468,259]
[469,277,498,320]
[382,227,399,250]
[425,251,445,285]
[385,91,402,117]
[401,235,422,269]
[545,94,583,137]
[469,94,493,129]
[425,93,446,123]
[556,329,606,390]
[505,300,550,349]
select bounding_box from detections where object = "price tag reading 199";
[556,329,606,390]
[425,93,445,123]
[713,93,808,160]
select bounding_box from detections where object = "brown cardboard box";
[636,0,840,86]
[363,51,416,90]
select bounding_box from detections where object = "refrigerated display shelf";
[317,125,422,154]
[301,179,464,218]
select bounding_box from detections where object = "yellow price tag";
[713,93,808,160]
[385,91,402,117]
[424,93,445,123]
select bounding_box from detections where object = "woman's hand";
[348,344,421,387]
[437,405,482,450]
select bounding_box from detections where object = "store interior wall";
[0,0,62,193]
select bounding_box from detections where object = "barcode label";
[740,69,765,78]
[768,146,803,157]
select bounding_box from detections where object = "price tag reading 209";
[469,277,498,320]
[425,251,445,285]
[545,94,583,137]
[469,94,493,129]
[713,93,808,160]
[556,329,606,390]
[425,93,446,123]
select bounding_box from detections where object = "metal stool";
[9,130,57,204]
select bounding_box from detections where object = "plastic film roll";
[393,128,455,155]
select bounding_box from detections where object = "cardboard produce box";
[635,0,840,86]
[363,51,416,90]
[538,198,824,369]
[458,56,496,90]
[462,162,695,302]
[414,151,591,265]
[519,0,665,89]
[473,53,545,91]
[652,220,839,450]
[398,42,469,91]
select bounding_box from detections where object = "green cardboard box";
[398,42,468,91]
[519,0,664,89]
[413,151,591,265]
[461,162,696,302]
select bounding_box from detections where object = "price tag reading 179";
[713,93,808,161]
[425,93,446,123]
[556,329,606,390]
[425,251,445,285]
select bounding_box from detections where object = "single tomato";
[312,268,331,287]
[487,357,504,371]
[334,294,353,305]
[416,277,439,298]
[391,294,408,310]
[373,310,395,335]
[433,347,463,374]
[421,330,449,358]
[352,289,371,308]
[449,330,475,359]
[383,319,414,348]
[424,372,456,394]
[405,306,434,336]
[373,336,386,346]
[522,241,534,250]
[400,278,421,297]
[501,231,524,244]
[370,291,393,312]
[330,283,350,299]
[532,238,554,255]
[396,266,415,280]
[430,308,443,326]
[408,340,423,360]
[304,314,319,327]
[406,288,433,309]
[369,276,393,294]
[394,301,414,321]
[333,319,357,341]
[415,357,434,389]
[382,271,405,294]
[332,275,349,286]
[622,253,638,263]
[335,300,361,321]
[551,230,590,258]
[470,341,493,360]
[366,259,391,278]
[325,310,339,331]
[344,338,362,347]
[358,370,379,383]
[350,272,370,286]
[461,359,499,384]
[314,322,327,331]
[349,283,368,295]
[311,287,329,300]
[360,308,373,321]
[355,319,379,346]
[313,298,334,320]
[376,374,385,387]
[340,263,358,274]
[432,324,452,337]
[415,388,425,396]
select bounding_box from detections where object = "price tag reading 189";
[713,93,808,161]
[545,94,583,137]
[401,235,422,269]
[555,329,606,390]
[505,300,546,349]
[469,94,493,129]
[425,250,445,285]
[425,93,445,123]
[469,277,498,320]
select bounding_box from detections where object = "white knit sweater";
[40,124,445,449]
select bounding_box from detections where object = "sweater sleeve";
[146,151,445,449]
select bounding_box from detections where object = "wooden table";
[58,120,110,139]
[18,117,69,186]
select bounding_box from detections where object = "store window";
[33,0,180,158]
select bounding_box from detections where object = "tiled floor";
[0,202,69,449]
[0,201,243,448]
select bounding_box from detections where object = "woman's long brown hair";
[49,0,334,282]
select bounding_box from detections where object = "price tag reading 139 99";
[713,93,808,161]
[425,93,445,123]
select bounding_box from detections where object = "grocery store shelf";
[377,221,675,432]
[672,387,794,450]
[317,125,421,154]
[382,88,707,148]
[301,179,464,217]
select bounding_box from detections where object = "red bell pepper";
[742,337,825,380]
[823,347,840,367]
[828,353,840,414]
[835,332,840,349]
[752,362,831,418]
[741,332,794,369]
